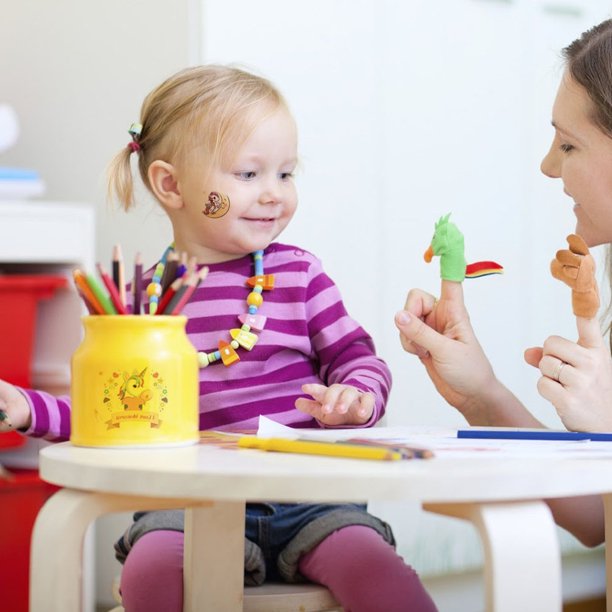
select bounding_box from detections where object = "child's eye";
[235,171,256,180]
[280,172,294,180]
[560,143,574,153]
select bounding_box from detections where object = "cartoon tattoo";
[202,192,230,218]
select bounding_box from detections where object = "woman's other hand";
[525,315,612,432]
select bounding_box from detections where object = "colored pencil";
[112,244,126,309]
[176,251,188,278]
[156,275,184,315]
[167,267,208,315]
[72,269,105,314]
[238,436,404,461]
[186,255,197,277]
[160,251,179,294]
[73,248,210,317]
[96,263,128,314]
[133,252,143,315]
[74,285,97,314]
[85,272,117,314]
[165,272,198,316]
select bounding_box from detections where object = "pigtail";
[107,146,137,212]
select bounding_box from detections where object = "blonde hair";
[107,65,288,210]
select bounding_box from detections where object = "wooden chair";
[109,576,343,612]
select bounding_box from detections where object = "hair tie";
[127,122,143,154]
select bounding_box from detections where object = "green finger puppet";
[424,213,503,281]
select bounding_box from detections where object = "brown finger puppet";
[550,234,600,318]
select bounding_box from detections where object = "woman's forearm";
[461,379,546,428]
[547,495,605,547]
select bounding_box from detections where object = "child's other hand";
[296,383,374,426]
[0,379,31,432]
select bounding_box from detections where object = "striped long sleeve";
[18,243,391,439]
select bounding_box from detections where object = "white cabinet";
[0,201,95,392]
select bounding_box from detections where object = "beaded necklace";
[148,246,273,367]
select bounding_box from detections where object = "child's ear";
[148,160,183,210]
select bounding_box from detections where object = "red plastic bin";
[0,275,67,611]
[0,469,59,612]
[0,274,67,449]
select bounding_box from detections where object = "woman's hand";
[296,383,375,426]
[0,379,32,432]
[395,280,502,422]
[525,315,612,432]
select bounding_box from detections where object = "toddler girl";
[0,65,436,612]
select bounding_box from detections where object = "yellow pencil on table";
[238,436,404,461]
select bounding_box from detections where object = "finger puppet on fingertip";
[424,214,503,282]
[550,233,599,318]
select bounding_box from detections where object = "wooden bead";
[246,292,263,307]
[146,282,162,297]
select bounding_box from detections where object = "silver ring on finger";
[552,360,567,383]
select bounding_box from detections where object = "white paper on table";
[255,416,612,459]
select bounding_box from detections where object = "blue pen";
[457,428,612,442]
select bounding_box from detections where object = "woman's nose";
[540,141,561,178]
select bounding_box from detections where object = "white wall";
[199,0,612,584]
[0,0,199,269]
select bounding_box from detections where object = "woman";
[395,20,612,548]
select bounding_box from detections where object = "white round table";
[30,430,612,612]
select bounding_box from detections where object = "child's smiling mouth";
[243,216,277,223]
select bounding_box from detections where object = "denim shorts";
[247,502,369,580]
[115,502,395,584]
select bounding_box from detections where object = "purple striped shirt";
[21,243,391,440]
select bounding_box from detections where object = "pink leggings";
[120,525,437,612]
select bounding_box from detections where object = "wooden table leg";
[184,501,246,612]
[424,500,561,612]
[30,488,203,612]
[602,493,612,612]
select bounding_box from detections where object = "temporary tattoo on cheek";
[202,192,230,218]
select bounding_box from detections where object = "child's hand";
[295,383,375,426]
[0,379,31,432]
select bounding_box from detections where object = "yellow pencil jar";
[70,315,199,447]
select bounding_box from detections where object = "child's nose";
[259,178,282,203]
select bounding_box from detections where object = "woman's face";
[541,72,612,247]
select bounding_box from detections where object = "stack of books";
[0,167,45,199]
